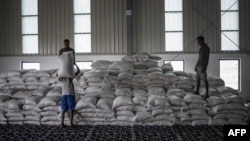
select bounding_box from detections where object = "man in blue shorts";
[59,39,80,128]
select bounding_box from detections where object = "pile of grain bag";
[207,86,248,125]
[0,52,249,126]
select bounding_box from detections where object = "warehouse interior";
[0,0,250,140]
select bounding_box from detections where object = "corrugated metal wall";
[0,0,249,56]
[183,0,221,53]
[91,0,127,54]
[0,0,22,56]
[132,0,165,54]
[39,0,74,56]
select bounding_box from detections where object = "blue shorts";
[61,95,76,111]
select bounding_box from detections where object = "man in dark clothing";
[194,36,210,99]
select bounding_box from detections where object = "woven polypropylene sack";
[58,51,74,78]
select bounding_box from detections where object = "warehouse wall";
[0,0,249,55]
[0,0,127,55]
[0,53,250,100]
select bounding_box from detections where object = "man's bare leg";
[194,79,200,94]
[69,110,74,127]
[61,110,66,128]
[203,80,209,99]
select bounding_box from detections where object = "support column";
[126,0,132,56]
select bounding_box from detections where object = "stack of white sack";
[4,72,25,89]
[0,89,17,124]
[83,70,109,90]
[133,53,159,75]
[0,52,249,126]
[206,75,225,87]
[181,93,211,126]
[3,89,28,125]
[207,86,248,125]
[108,61,134,76]
[38,88,61,125]
[76,96,114,125]
[147,71,166,89]
[146,87,177,126]
[165,88,186,125]
[22,70,53,89]
[22,89,44,125]
[0,69,58,90]
[91,60,113,71]
[161,62,174,73]
[131,89,149,125]
[0,70,22,89]
[112,95,135,125]
[173,75,196,92]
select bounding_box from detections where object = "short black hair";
[64,39,70,43]
[196,36,204,41]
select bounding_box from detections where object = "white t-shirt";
[62,82,74,95]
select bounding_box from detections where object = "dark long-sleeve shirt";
[196,44,210,71]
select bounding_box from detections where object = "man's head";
[64,39,70,47]
[196,36,205,46]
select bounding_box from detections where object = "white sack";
[147,87,166,96]
[152,109,173,116]
[0,70,21,78]
[148,72,166,80]
[7,76,23,83]
[23,105,41,112]
[42,106,61,112]
[12,90,28,99]
[32,88,51,97]
[185,109,207,115]
[112,96,133,110]
[147,67,162,73]
[212,103,246,112]
[167,88,186,98]
[118,72,133,80]
[133,95,148,106]
[192,120,208,125]
[168,95,186,106]
[116,110,134,116]
[184,93,206,104]
[216,86,238,95]
[24,70,50,77]
[206,96,225,107]
[58,51,74,78]
[4,99,23,111]
[132,89,147,96]
[147,95,169,107]
[40,111,59,117]
[181,104,207,112]
[24,96,42,106]
[221,94,245,103]
[38,97,60,108]
[23,121,40,125]
[133,112,152,122]
[115,88,132,97]
[46,87,62,97]
[96,97,113,111]
[75,97,97,110]
[5,111,23,117]
[148,114,177,122]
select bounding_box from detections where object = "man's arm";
[72,50,80,76]
[199,47,209,72]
